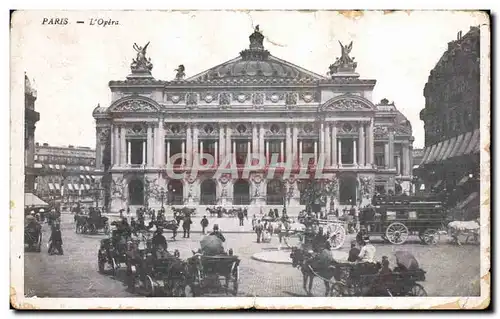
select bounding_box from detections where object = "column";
[359,123,365,167]
[408,144,414,176]
[299,140,303,165]
[226,126,232,161]
[247,141,251,164]
[147,125,153,166]
[259,125,265,161]
[166,141,171,164]
[367,119,374,167]
[193,125,199,160]
[214,141,218,166]
[181,141,185,166]
[219,124,225,164]
[319,123,324,157]
[389,130,395,169]
[292,125,298,164]
[396,155,401,175]
[280,140,284,163]
[127,141,131,165]
[325,124,331,166]
[265,141,270,164]
[110,125,116,166]
[158,120,165,166]
[338,139,342,165]
[313,141,318,164]
[232,141,236,164]
[142,141,146,165]
[200,140,204,165]
[331,123,337,166]
[286,125,291,163]
[384,143,390,168]
[120,126,126,166]
[186,125,192,166]
[252,124,258,154]
[353,139,357,165]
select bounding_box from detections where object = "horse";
[289,247,340,296]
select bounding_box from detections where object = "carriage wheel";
[385,222,409,245]
[420,229,440,245]
[407,283,427,296]
[326,223,346,250]
[144,275,155,297]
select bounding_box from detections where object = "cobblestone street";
[24,213,481,298]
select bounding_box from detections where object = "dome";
[209,59,301,79]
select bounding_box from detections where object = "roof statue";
[328,40,358,76]
[174,64,186,80]
[240,25,269,61]
[130,42,153,73]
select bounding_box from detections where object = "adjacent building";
[24,74,40,193]
[33,143,99,207]
[417,26,480,219]
[93,28,415,214]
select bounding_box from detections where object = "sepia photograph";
[10,9,490,309]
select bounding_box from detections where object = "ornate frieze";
[252,92,264,106]
[111,176,125,199]
[266,92,285,103]
[299,123,317,136]
[200,92,219,104]
[186,93,198,106]
[338,122,359,134]
[165,123,186,136]
[126,124,147,136]
[232,92,251,103]
[166,93,185,104]
[299,91,320,103]
[286,92,298,107]
[266,123,285,136]
[358,175,374,200]
[233,123,252,136]
[374,125,389,139]
[199,124,219,136]
[324,99,371,111]
[112,100,158,112]
[219,93,231,107]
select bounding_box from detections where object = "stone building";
[34,143,98,206]
[24,73,40,193]
[417,26,480,219]
[93,28,415,214]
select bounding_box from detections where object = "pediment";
[109,96,161,113]
[320,94,375,112]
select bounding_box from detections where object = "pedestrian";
[251,214,257,230]
[48,223,63,255]
[268,209,274,219]
[237,209,244,226]
[348,240,360,262]
[201,215,209,235]
[255,219,264,243]
[274,208,279,219]
[183,213,192,238]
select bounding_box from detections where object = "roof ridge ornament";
[129,42,154,76]
[328,40,358,77]
[240,25,270,61]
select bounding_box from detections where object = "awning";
[55,183,60,190]
[80,166,85,171]
[442,136,457,160]
[61,165,67,169]
[67,184,74,191]
[457,175,470,186]
[457,131,472,157]
[55,164,60,170]
[34,163,43,168]
[24,193,49,208]
[428,142,444,163]
[435,139,450,162]
[85,184,91,190]
[421,144,436,165]
[458,192,479,209]
[80,175,85,179]
[48,183,54,190]
[464,129,480,155]
[433,180,443,188]
[49,164,54,169]
[449,134,465,158]
[85,166,90,171]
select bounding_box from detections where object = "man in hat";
[209,224,225,242]
[152,228,168,251]
[200,215,209,235]
[358,236,376,263]
[48,223,63,255]
[348,240,361,262]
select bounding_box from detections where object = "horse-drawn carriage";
[359,196,447,245]
[76,211,110,234]
[330,251,428,297]
[282,216,347,250]
[172,207,196,217]
[25,217,42,252]
[97,229,131,275]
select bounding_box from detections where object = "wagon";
[186,253,240,296]
[359,195,447,245]
[283,218,347,250]
[77,215,110,235]
[24,221,42,252]
[330,251,428,297]
[97,233,130,276]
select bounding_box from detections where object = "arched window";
[267,179,284,205]
[200,179,217,205]
[233,179,250,205]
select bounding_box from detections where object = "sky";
[12,10,487,149]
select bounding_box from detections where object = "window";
[375,154,385,168]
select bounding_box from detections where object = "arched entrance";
[168,179,183,205]
[233,179,250,205]
[267,179,284,205]
[339,174,357,205]
[200,179,217,205]
[128,179,144,205]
